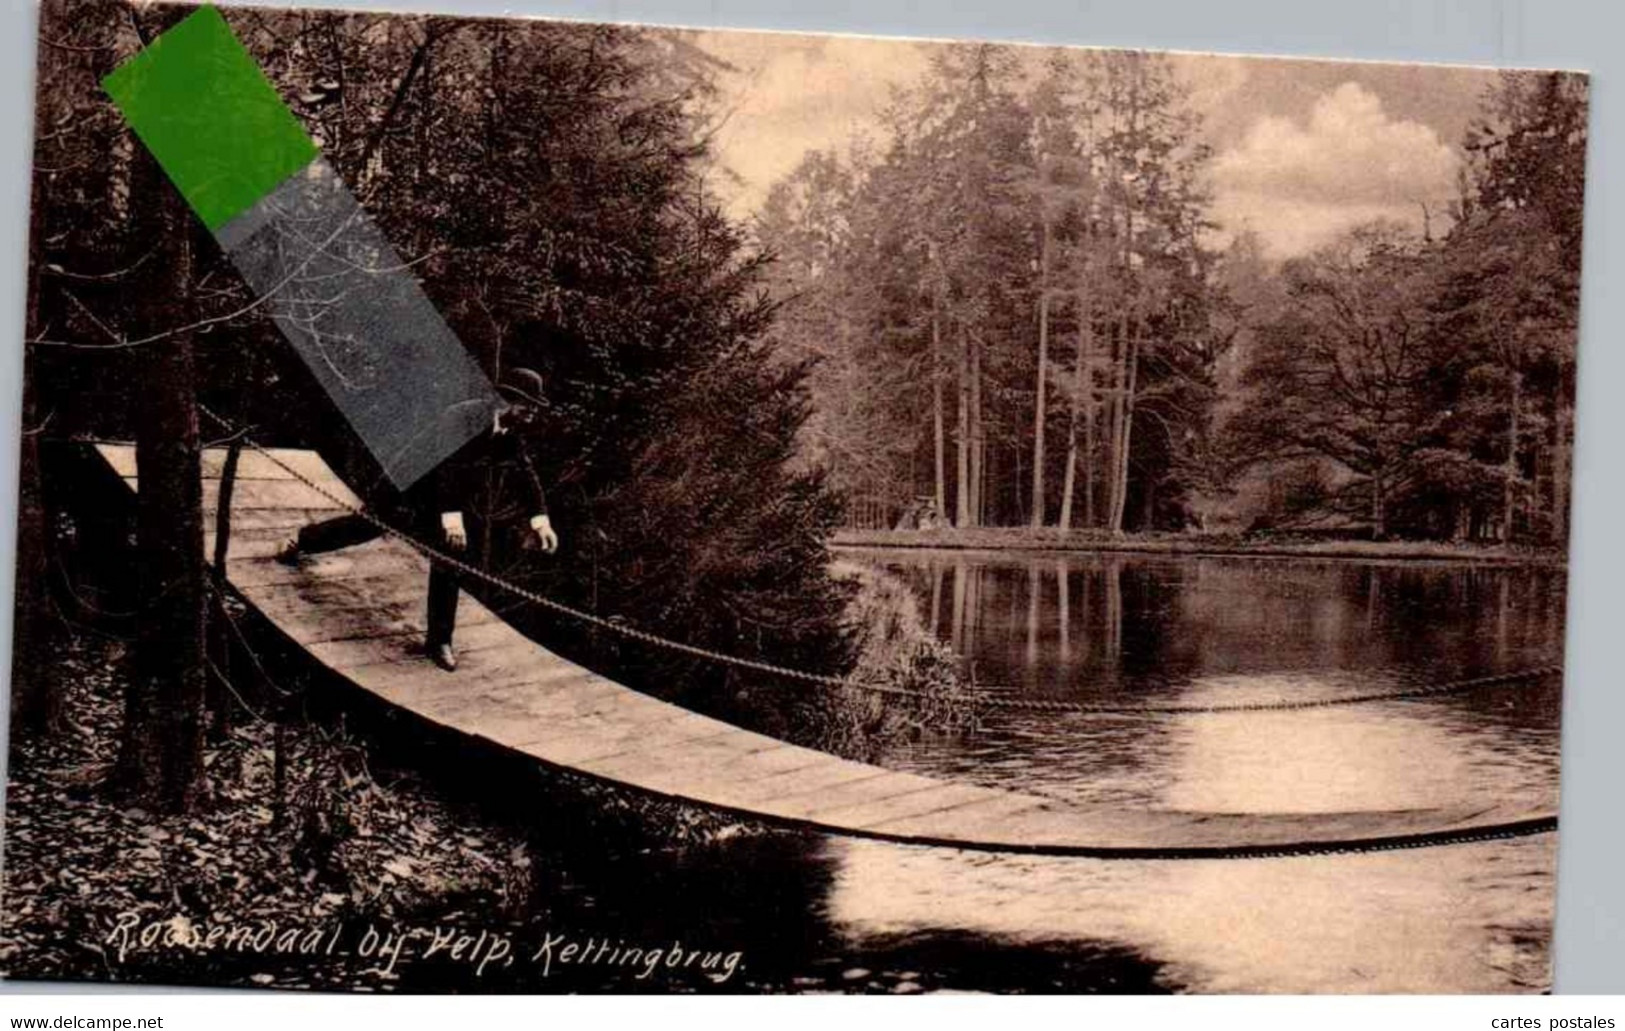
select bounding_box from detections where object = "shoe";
[273,537,301,567]
[429,642,458,672]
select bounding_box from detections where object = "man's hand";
[441,511,467,551]
[531,514,559,555]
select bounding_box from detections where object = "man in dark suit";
[275,369,560,671]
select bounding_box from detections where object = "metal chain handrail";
[195,408,1562,717]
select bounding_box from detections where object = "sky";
[683,27,1505,259]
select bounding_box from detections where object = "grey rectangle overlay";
[217,156,500,490]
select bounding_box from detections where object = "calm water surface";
[808,549,1565,993]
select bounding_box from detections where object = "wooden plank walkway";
[94,444,1557,857]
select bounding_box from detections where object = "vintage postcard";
[0,0,1584,994]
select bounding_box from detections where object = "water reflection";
[814,548,1564,992]
[881,550,1566,699]
[822,833,1554,993]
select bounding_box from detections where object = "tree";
[1026,71,1064,527]
[1227,224,1440,539]
[1017,50,1219,534]
[755,45,1221,535]
[114,184,206,812]
[754,146,924,512]
[1442,70,1588,542]
[913,45,1031,527]
[110,7,208,812]
[26,7,859,744]
[1216,72,1586,545]
[295,14,861,692]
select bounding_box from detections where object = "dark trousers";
[296,513,461,648]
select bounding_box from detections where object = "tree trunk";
[1059,392,1078,530]
[969,331,983,527]
[1552,395,1569,542]
[11,166,60,737]
[932,277,946,522]
[1083,344,1096,531]
[1103,319,1123,532]
[205,441,243,742]
[114,173,207,815]
[1059,283,1090,530]
[11,376,56,736]
[1110,325,1140,535]
[1503,366,1522,542]
[955,321,970,528]
[1104,315,1130,534]
[1105,98,1139,537]
[1031,213,1051,528]
[1372,470,1387,540]
[1106,169,1141,536]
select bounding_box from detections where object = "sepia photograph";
[0,0,1586,994]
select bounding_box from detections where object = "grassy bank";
[816,560,980,759]
[832,527,1567,566]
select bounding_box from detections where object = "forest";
[754,47,1585,544]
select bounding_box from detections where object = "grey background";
[0,0,1616,994]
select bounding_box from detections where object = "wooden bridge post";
[205,440,244,740]
[212,439,242,574]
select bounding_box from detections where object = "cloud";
[694,30,932,218]
[1171,54,1250,121]
[1210,81,1459,256]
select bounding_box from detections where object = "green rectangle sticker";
[102,5,319,231]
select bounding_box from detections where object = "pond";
[858,549,1565,814]
[804,548,1566,993]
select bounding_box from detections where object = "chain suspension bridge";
[92,441,1559,860]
